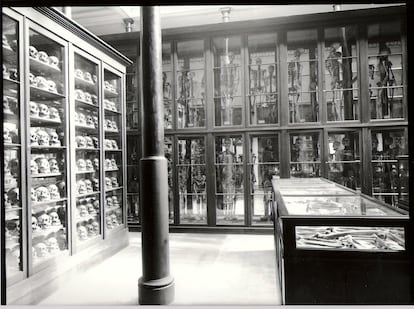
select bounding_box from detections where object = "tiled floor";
[39,232,281,305]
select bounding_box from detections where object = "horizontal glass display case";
[272,177,410,304]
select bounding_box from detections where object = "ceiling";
[62,4,403,36]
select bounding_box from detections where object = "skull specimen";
[3,96,11,112]
[105,139,112,149]
[35,76,48,90]
[36,157,51,174]
[84,72,92,82]
[104,81,111,90]
[49,211,61,226]
[48,56,59,68]
[112,121,118,131]
[76,136,86,148]
[75,89,85,101]
[78,113,86,125]
[35,242,48,257]
[36,186,51,202]
[92,137,99,148]
[92,177,99,191]
[29,46,38,59]
[91,95,98,105]
[3,127,12,143]
[30,128,39,145]
[38,103,50,118]
[92,75,97,84]
[105,159,112,169]
[111,140,118,150]
[74,112,79,123]
[84,136,93,148]
[49,107,61,121]
[47,80,57,93]
[111,159,118,169]
[112,196,119,206]
[111,214,119,226]
[93,199,100,211]
[78,226,88,240]
[106,216,113,229]
[77,158,86,171]
[84,179,93,193]
[32,216,39,232]
[106,196,113,207]
[84,92,92,103]
[8,68,18,80]
[31,188,37,201]
[37,130,50,146]
[105,177,112,189]
[110,101,117,111]
[38,51,49,63]
[78,205,88,217]
[29,73,37,86]
[92,221,99,233]
[47,237,59,254]
[48,158,59,173]
[105,119,113,130]
[87,203,97,216]
[104,99,110,109]
[77,180,87,195]
[86,115,94,127]
[86,224,94,237]
[30,101,39,117]
[7,188,19,205]
[111,177,118,187]
[49,131,61,146]
[38,213,51,229]
[75,69,83,79]
[85,159,94,171]
[48,184,61,200]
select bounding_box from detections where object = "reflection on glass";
[177,137,206,224]
[250,136,279,225]
[327,131,360,190]
[163,43,173,129]
[324,26,359,121]
[176,40,205,128]
[213,36,242,126]
[368,21,403,119]
[397,155,409,208]
[248,33,278,125]
[164,136,173,222]
[126,65,138,130]
[127,134,139,223]
[290,132,320,177]
[372,129,407,206]
[215,136,244,224]
[287,29,318,123]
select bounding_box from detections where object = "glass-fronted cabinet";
[27,24,68,272]
[290,131,321,177]
[163,43,173,129]
[248,33,278,125]
[127,134,140,223]
[72,50,102,249]
[3,11,24,285]
[103,68,124,232]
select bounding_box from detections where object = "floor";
[39,232,281,305]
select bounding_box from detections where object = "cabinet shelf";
[104,108,121,115]
[3,77,20,86]
[76,191,101,198]
[32,224,65,238]
[105,186,123,192]
[75,124,98,132]
[75,99,99,110]
[76,147,99,151]
[76,170,97,175]
[105,168,119,172]
[31,172,62,178]
[31,145,66,151]
[30,86,65,100]
[75,76,97,93]
[4,143,21,148]
[75,213,99,223]
[32,198,68,208]
[30,56,61,74]
[104,89,119,98]
[30,116,62,126]
[105,149,122,152]
[105,205,122,213]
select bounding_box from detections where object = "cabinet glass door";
[28,26,68,270]
[73,52,102,246]
[3,12,23,284]
[103,68,124,232]
[163,43,173,129]
[290,131,321,177]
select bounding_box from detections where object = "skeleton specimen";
[288,49,302,123]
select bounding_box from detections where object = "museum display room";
[1,4,411,305]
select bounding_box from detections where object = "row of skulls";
[29,73,59,93]
[75,89,98,105]
[30,101,61,121]
[31,157,62,174]
[29,46,60,69]
[106,195,121,208]
[76,135,98,148]
[33,237,62,258]
[30,128,62,146]
[3,125,18,144]
[104,80,117,93]
[31,184,62,202]
[106,209,122,230]
[4,95,18,115]
[78,197,100,218]
[105,158,118,170]
[3,64,18,80]
[75,68,97,84]
[77,158,98,172]
[77,178,99,195]
[105,176,119,189]
[103,119,118,131]
[74,111,98,129]
[32,211,62,231]
[78,220,100,241]
[104,99,118,112]
[105,139,119,150]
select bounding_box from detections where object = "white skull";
[112,121,118,131]
[106,196,113,207]
[49,211,61,226]
[93,75,97,83]
[48,56,59,68]
[111,140,118,149]
[30,128,39,145]
[49,131,61,146]
[74,112,79,123]
[104,81,111,90]
[31,188,37,201]
[75,69,83,79]
[84,92,92,103]
[77,180,87,194]
[76,136,86,148]
[112,196,119,206]
[38,104,50,118]
[104,99,110,109]
[29,73,37,86]
[32,216,38,232]
[106,119,113,130]
[3,96,10,111]
[86,115,94,127]
[92,116,99,129]
[93,199,100,211]
[77,159,86,171]
[37,130,50,146]
[91,95,98,105]
[105,177,112,189]
[38,51,49,63]
[78,113,86,125]
[111,214,119,226]
[30,101,39,117]
[92,221,99,233]
[105,159,112,169]
[86,224,94,237]
[79,205,88,217]
[105,139,112,149]
[36,158,50,174]
[47,80,57,93]
[49,158,59,173]
[85,136,93,148]
[75,89,85,101]
[87,203,97,216]
[78,226,88,240]
[36,186,51,202]
[85,159,94,171]
[29,45,38,59]
[8,68,18,80]
[3,127,11,143]
[111,177,118,187]
[48,184,60,200]
[38,213,51,229]
[106,216,113,229]
[111,159,117,169]
[35,242,48,257]
[115,208,122,222]
[92,137,99,148]
[49,107,61,121]
[84,179,93,193]
[84,72,92,82]
[35,76,48,89]
[47,237,59,254]
[92,177,99,191]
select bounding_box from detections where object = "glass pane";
[324,26,359,121]
[287,29,318,123]
[290,132,320,177]
[162,43,173,129]
[127,134,140,223]
[213,36,242,127]
[177,137,206,224]
[215,136,244,224]
[176,41,205,129]
[250,136,279,225]
[126,64,139,130]
[368,21,404,119]
[164,136,174,222]
[104,69,123,231]
[327,131,360,190]
[372,129,407,206]
[29,28,68,265]
[248,33,278,125]
[74,53,101,243]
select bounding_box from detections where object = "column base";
[138,276,175,305]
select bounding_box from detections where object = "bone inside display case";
[272,177,410,304]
